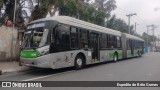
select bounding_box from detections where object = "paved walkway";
[0,61,29,75]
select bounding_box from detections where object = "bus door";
[90,33,99,61]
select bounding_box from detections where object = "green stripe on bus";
[127,51,131,57]
[20,50,39,58]
[109,51,123,59]
[118,51,123,59]
[109,52,114,58]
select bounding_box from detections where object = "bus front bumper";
[20,56,52,68]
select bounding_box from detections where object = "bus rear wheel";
[74,55,85,70]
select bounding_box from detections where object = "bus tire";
[74,55,85,70]
[113,53,118,62]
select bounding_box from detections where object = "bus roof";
[29,16,144,41]
[125,33,144,41]
[29,16,121,36]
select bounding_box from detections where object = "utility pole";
[126,13,137,34]
[135,23,139,34]
[10,0,17,61]
[150,25,157,52]
[158,35,160,47]
[146,25,150,47]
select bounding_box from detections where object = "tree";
[2,0,28,29]
[29,0,54,22]
[59,0,79,17]
[107,15,134,34]
[94,0,117,19]
[59,0,106,26]
[142,32,157,46]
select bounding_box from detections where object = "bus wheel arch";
[113,51,118,62]
[74,53,86,70]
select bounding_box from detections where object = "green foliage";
[107,15,134,34]
[1,0,117,28]
[29,0,54,22]
[142,32,157,45]
[95,0,117,19]
[59,0,106,26]
[59,0,78,17]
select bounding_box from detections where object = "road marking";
[21,70,75,81]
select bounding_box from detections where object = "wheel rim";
[77,58,82,66]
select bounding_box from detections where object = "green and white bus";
[20,16,144,69]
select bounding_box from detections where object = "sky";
[21,0,160,37]
[112,0,160,36]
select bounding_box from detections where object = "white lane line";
[21,70,75,81]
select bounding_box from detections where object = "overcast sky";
[112,0,160,36]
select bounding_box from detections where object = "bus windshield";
[23,27,49,49]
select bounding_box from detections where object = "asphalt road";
[0,52,160,90]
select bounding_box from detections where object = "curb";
[0,67,31,75]
[0,67,44,76]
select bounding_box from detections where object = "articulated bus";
[20,16,144,69]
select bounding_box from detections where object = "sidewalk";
[0,61,30,75]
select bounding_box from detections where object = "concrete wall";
[0,26,20,61]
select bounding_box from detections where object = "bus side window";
[57,24,70,51]
[107,35,114,49]
[80,29,89,49]
[50,24,70,53]
[100,33,107,49]
[70,27,79,49]
[117,36,121,48]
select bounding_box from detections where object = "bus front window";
[23,27,49,49]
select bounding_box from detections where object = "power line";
[114,7,146,25]
[126,13,137,34]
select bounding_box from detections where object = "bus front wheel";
[74,55,85,70]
